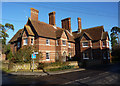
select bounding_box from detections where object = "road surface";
[2,63,120,85]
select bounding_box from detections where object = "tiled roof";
[30,18,57,39]
[102,32,109,40]
[9,29,23,43]
[73,26,104,40]
[29,18,75,42]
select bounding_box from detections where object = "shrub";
[46,65,74,71]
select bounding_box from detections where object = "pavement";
[9,68,85,76]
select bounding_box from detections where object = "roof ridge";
[83,26,104,30]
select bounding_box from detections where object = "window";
[82,42,88,47]
[108,52,110,59]
[102,41,105,47]
[56,40,59,46]
[107,41,109,47]
[46,39,50,45]
[17,42,20,48]
[31,38,34,45]
[83,52,89,59]
[46,53,50,60]
[23,38,28,45]
[103,53,106,59]
[69,52,71,59]
[68,43,71,47]
[62,40,66,46]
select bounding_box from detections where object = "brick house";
[9,8,75,63]
[73,18,110,64]
[9,8,110,64]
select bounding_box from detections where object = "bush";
[46,65,74,71]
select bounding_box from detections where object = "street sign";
[34,52,38,54]
[31,54,36,59]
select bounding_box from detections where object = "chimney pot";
[61,17,72,33]
[30,8,39,21]
[78,17,82,32]
[49,11,56,26]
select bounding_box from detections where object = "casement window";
[102,41,105,47]
[83,52,89,59]
[68,43,71,47]
[56,40,59,46]
[31,38,34,45]
[23,38,28,45]
[46,52,50,60]
[17,42,20,48]
[107,41,109,47]
[46,39,50,45]
[82,42,88,47]
[62,40,66,46]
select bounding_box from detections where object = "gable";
[80,33,91,41]
[61,31,67,40]
[9,29,23,43]
[73,26,104,41]
[22,29,28,37]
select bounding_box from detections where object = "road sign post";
[31,54,36,72]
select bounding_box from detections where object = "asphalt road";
[2,63,120,86]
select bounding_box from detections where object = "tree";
[13,45,43,63]
[110,26,120,62]
[111,26,120,47]
[0,23,14,53]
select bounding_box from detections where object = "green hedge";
[46,65,74,71]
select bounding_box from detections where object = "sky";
[1,2,119,48]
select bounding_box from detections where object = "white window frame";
[17,42,20,48]
[46,39,50,45]
[83,52,89,59]
[56,40,59,46]
[31,38,34,45]
[107,41,109,47]
[46,52,50,61]
[62,40,66,46]
[68,43,71,47]
[23,38,28,45]
[82,42,89,47]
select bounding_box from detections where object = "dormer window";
[82,42,88,47]
[62,40,66,46]
[46,39,50,45]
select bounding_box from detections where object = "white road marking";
[64,77,90,84]
[99,72,109,75]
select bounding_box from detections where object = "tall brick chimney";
[49,11,56,26]
[78,17,82,32]
[61,17,72,33]
[30,8,39,21]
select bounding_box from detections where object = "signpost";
[31,53,37,72]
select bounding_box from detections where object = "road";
[2,63,120,86]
